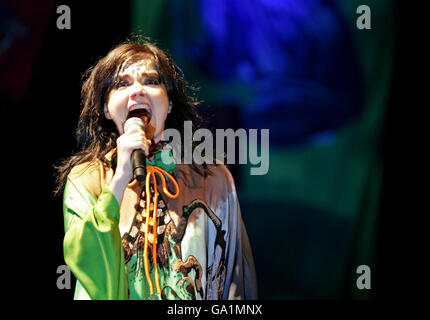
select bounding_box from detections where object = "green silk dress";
[62,149,257,300]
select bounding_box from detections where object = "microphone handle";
[131,149,147,182]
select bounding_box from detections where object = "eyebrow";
[119,70,159,78]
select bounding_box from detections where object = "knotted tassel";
[128,165,179,295]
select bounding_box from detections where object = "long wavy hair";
[54,39,207,196]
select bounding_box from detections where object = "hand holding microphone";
[109,110,152,205]
[123,112,151,182]
[115,109,151,182]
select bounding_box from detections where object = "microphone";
[124,111,150,182]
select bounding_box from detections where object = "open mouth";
[127,103,152,123]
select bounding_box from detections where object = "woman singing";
[55,40,257,300]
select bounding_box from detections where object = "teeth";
[129,104,150,113]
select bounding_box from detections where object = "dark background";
[1,0,420,302]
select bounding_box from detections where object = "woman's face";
[104,58,170,142]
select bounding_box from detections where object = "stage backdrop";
[129,0,396,299]
[0,0,397,300]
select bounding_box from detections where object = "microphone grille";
[124,117,145,133]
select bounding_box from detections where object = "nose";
[130,82,146,99]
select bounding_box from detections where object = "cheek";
[108,93,127,115]
[106,92,129,133]
[151,112,167,130]
[153,92,169,123]
[155,105,169,125]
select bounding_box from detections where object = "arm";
[205,164,258,300]
[62,124,151,299]
[63,179,128,300]
[224,181,258,300]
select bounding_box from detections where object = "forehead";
[120,58,158,76]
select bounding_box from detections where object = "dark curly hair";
[54,39,207,196]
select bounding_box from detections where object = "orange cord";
[128,165,179,295]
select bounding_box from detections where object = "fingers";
[114,128,152,186]
[117,129,152,156]
[127,131,152,156]
[128,139,152,156]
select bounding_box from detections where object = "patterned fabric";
[62,148,258,300]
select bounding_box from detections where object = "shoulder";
[175,163,235,187]
[206,163,236,190]
[67,159,114,198]
[174,163,237,205]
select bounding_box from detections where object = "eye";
[145,76,161,85]
[115,78,130,88]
